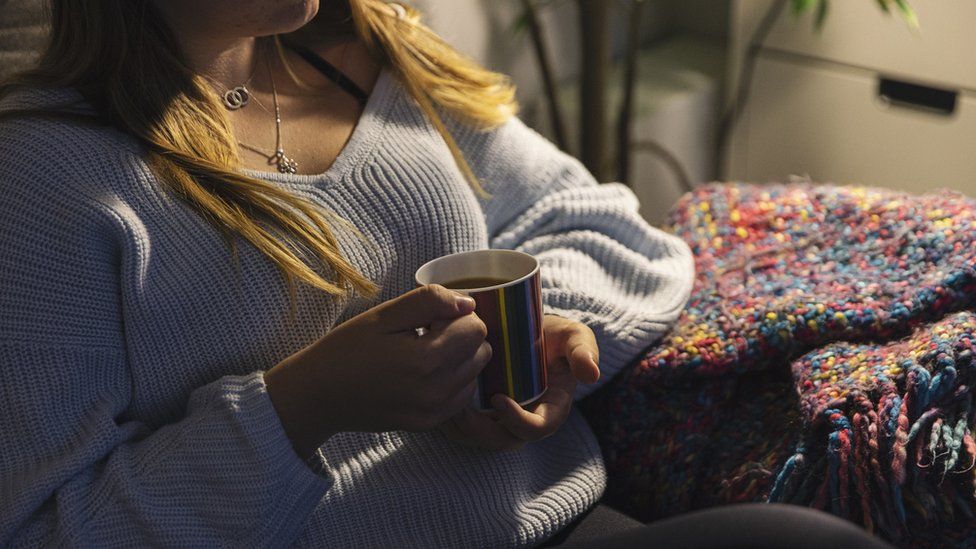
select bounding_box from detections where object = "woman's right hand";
[263,284,492,459]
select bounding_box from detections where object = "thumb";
[380,284,476,332]
[565,330,600,385]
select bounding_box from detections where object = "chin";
[272,0,321,35]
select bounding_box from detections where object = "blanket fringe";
[770,349,976,545]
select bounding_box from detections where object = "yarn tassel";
[892,372,915,486]
[870,403,899,530]
[927,366,957,405]
[768,448,803,502]
[852,407,875,531]
[891,371,917,528]
[838,427,852,519]
[812,472,829,510]
[914,367,933,416]
[885,395,902,440]
[944,417,965,474]
[891,483,907,527]
[824,409,852,517]
[790,455,825,506]
[907,408,942,444]
[921,418,944,468]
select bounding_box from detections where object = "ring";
[414,326,429,337]
[222,86,249,110]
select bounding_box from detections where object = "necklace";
[236,54,299,174]
[217,52,259,110]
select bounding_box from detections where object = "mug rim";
[415,249,540,293]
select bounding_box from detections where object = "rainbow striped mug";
[416,249,548,410]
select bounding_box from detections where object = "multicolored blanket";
[582,183,976,546]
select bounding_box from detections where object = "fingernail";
[457,295,476,313]
[589,352,599,367]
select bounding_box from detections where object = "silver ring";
[222,86,249,110]
[414,326,429,337]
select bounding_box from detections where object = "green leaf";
[893,0,920,29]
[814,0,829,29]
[791,0,917,31]
[511,0,536,35]
[791,0,817,15]
[512,9,530,34]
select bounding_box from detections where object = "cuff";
[230,373,333,538]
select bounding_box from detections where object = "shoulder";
[0,87,157,255]
[451,114,571,173]
[0,87,149,200]
[0,90,138,347]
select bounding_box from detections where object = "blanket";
[582,183,976,546]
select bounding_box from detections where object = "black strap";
[288,43,370,108]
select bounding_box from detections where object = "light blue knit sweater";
[0,70,693,548]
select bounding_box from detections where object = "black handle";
[878,77,957,116]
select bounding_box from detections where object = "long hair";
[0,0,517,308]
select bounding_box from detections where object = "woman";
[0,1,893,547]
[0,0,692,545]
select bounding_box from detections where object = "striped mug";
[415,249,548,410]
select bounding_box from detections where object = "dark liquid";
[441,276,510,289]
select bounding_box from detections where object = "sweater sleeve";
[0,123,330,547]
[453,116,695,399]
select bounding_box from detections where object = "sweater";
[0,69,694,548]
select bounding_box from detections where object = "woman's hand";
[264,284,492,460]
[437,315,600,451]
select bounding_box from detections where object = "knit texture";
[583,183,976,547]
[0,70,694,548]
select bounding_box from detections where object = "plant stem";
[616,0,646,185]
[577,0,610,181]
[632,139,694,193]
[520,0,568,151]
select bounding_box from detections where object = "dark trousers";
[541,503,894,548]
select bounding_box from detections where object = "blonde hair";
[0,0,517,309]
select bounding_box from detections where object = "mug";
[415,249,547,410]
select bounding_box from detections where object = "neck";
[150,1,265,88]
[185,36,262,89]
[152,1,263,90]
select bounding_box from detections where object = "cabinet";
[724,0,976,196]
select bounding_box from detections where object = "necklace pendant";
[275,150,298,174]
[223,85,250,110]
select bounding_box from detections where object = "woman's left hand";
[436,315,600,451]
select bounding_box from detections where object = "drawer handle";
[877,77,957,116]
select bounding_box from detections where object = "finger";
[431,309,487,340]
[437,341,492,392]
[441,378,480,419]
[452,408,525,452]
[378,284,476,332]
[427,313,488,366]
[490,391,571,442]
[546,357,581,395]
[563,327,600,384]
[436,416,467,443]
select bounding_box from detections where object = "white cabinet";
[760,0,976,91]
[725,0,976,196]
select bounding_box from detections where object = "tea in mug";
[441,277,510,290]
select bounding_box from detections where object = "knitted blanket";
[582,183,976,547]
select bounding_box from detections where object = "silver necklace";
[218,54,259,110]
[236,54,299,174]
